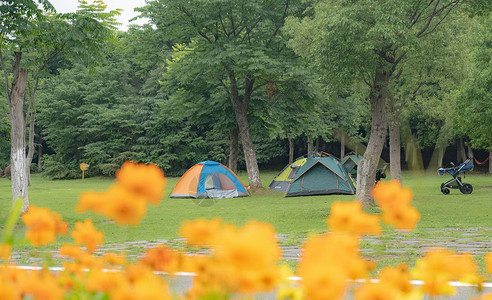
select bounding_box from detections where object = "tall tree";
[0,0,118,211]
[455,13,492,152]
[286,0,470,205]
[142,0,306,188]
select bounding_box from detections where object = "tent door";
[205,173,239,198]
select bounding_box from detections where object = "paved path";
[10,227,491,265]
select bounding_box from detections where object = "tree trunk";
[457,138,467,163]
[307,134,313,156]
[10,67,29,212]
[226,69,262,189]
[438,147,445,168]
[388,117,402,182]
[388,96,402,182]
[288,137,294,165]
[233,107,261,188]
[490,152,492,174]
[37,133,43,171]
[340,134,345,159]
[315,136,320,152]
[26,110,35,186]
[356,69,389,207]
[467,145,473,160]
[228,127,239,174]
[26,76,39,186]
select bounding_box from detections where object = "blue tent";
[170,161,249,199]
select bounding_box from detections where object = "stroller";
[438,157,474,194]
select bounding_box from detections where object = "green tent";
[340,154,363,182]
[285,156,356,197]
[269,157,307,192]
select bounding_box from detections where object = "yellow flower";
[473,294,492,300]
[179,217,223,247]
[0,244,11,261]
[71,219,104,253]
[22,206,68,246]
[116,161,167,205]
[326,201,381,236]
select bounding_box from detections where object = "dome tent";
[170,161,249,199]
[340,153,363,182]
[269,157,308,192]
[285,156,356,197]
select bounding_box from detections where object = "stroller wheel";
[460,183,473,194]
[441,187,450,195]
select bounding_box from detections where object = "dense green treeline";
[1,0,491,184]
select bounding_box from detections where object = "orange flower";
[473,294,492,300]
[84,268,126,293]
[411,249,481,296]
[104,184,148,225]
[59,244,85,260]
[486,252,492,274]
[300,264,348,300]
[179,218,223,247]
[20,270,65,300]
[355,281,399,300]
[110,274,172,300]
[124,262,156,283]
[0,279,20,300]
[22,206,68,246]
[71,219,104,253]
[372,180,420,231]
[116,161,167,205]
[372,180,413,207]
[140,246,179,272]
[326,201,381,236]
[103,252,126,266]
[380,203,420,231]
[76,190,108,215]
[0,244,11,260]
[378,264,413,294]
[183,220,282,297]
[297,232,374,300]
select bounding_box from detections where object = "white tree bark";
[10,68,29,212]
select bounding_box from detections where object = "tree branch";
[417,1,460,38]
[266,0,289,48]
[179,6,214,43]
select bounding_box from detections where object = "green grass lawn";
[0,171,491,273]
